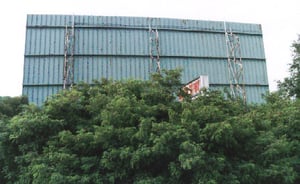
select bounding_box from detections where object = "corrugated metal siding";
[23,86,62,106]
[25,27,265,59]
[211,85,269,104]
[23,57,64,85]
[23,56,268,85]
[26,15,262,35]
[74,56,150,82]
[245,86,269,104]
[23,15,269,105]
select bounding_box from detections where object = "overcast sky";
[0,0,300,96]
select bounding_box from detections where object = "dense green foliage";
[0,96,28,119]
[0,96,28,182]
[0,69,299,183]
[278,35,300,99]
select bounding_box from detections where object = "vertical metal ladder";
[224,22,247,104]
[63,16,75,89]
[149,20,161,73]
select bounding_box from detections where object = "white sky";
[0,0,300,96]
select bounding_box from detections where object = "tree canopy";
[278,35,300,99]
[0,69,299,183]
[0,96,28,119]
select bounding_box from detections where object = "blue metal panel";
[210,85,268,104]
[26,15,262,35]
[72,56,267,85]
[23,57,64,85]
[25,28,63,55]
[25,27,265,59]
[23,56,268,86]
[23,15,269,105]
[239,35,265,58]
[245,86,269,104]
[225,22,262,35]
[73,56,150,83]
[23,86,62,106]
[243,60,268,85]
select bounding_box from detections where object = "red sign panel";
[179,75,209,101]
[186,78,200,96]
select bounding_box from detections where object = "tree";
[0,69,299,183]
[0,96,28,119]
[0,96,28,182]
[278,35,300,99]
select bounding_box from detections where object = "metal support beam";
[149,22,161,73]
[224,22,247,104]
[63,16,75,89]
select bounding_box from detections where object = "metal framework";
[63,16,75,89]
[149,24,161,73]
[224,23,247,104]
